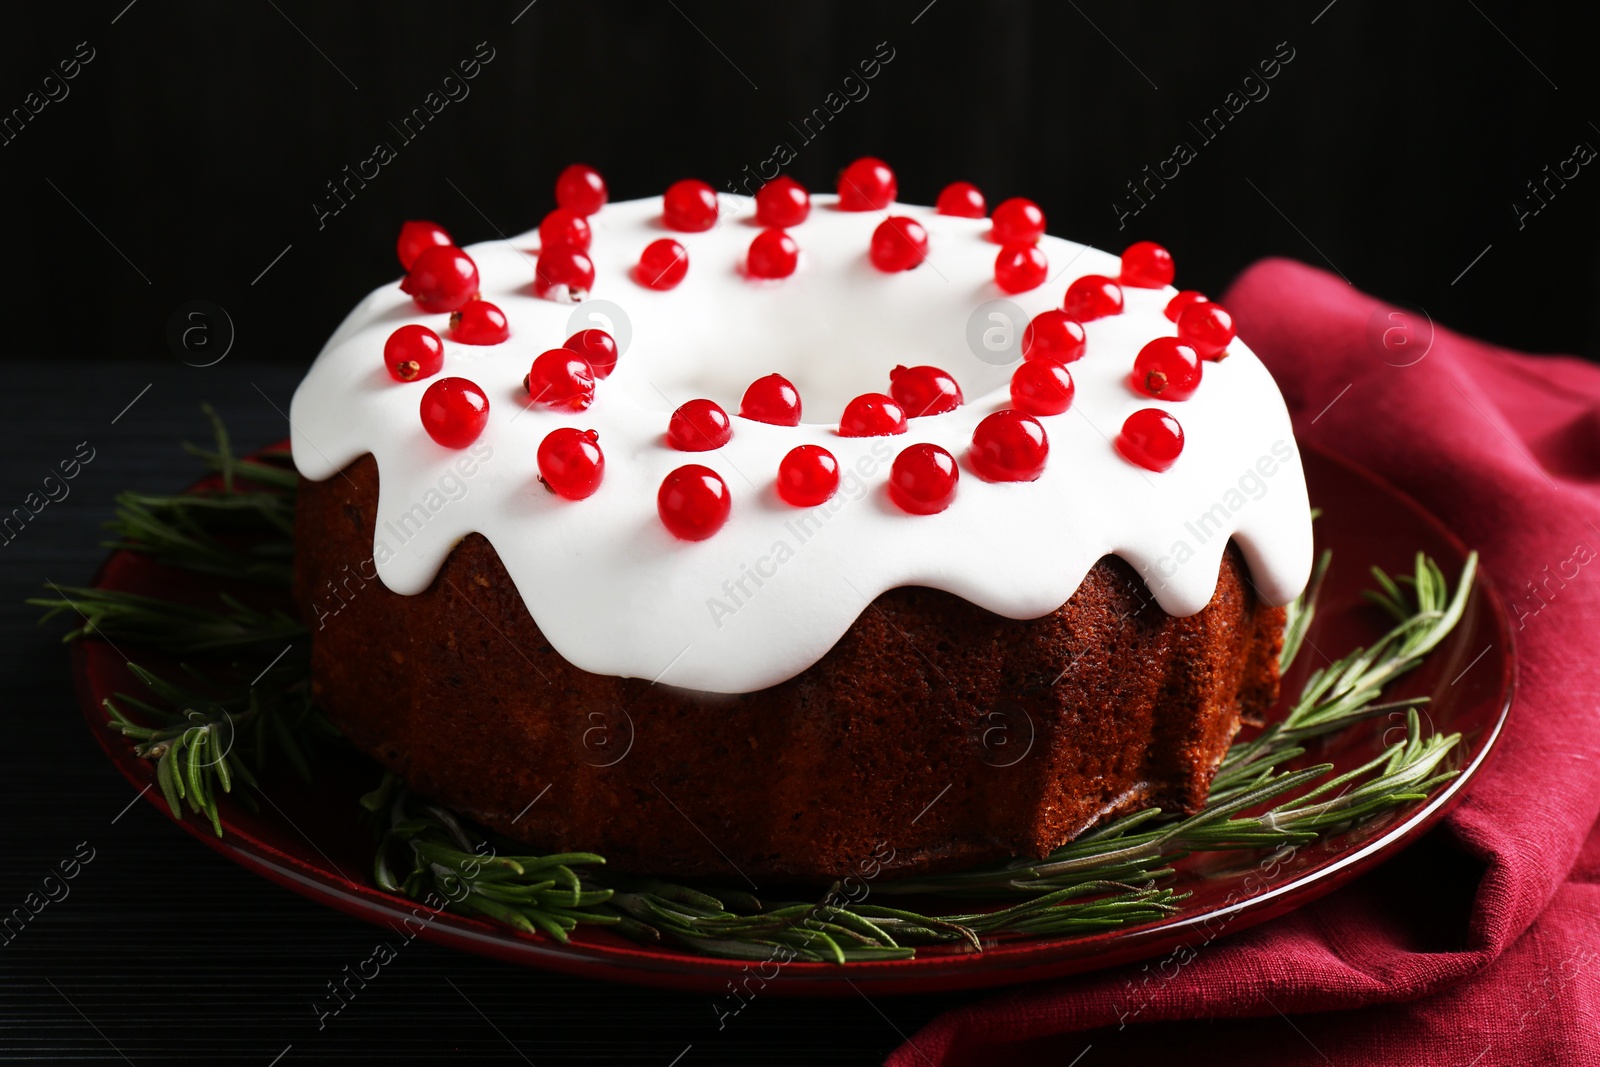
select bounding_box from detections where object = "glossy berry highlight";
[538,208,592,253]
[837,157,896,211]
[990,198,1045,245]
[1117,408,1184,472]
[663,179,719,231]
[739,373,802,426]
[1165,289,1210,323]
[1009,359,1075,416]
[1022,310,1087,364]
[970,410,1049,482]
[526,349,596,411]
[419,377,489,448]
[667,398,733,451]
[755,176,810,228]
[935,181,986,218]
[637,238,689,290]
[658,465,731,541]
[1062,274,1124,321]
[777,445,840,507]
[889,365,963,418]
[1120,241,1174,288]
[401,245,479,313]
[1132,337,1202,400]
[838,393,907,437]
[995,243,1048,293]
[533,244,595,302]
[869,217,929,272]
[396,220,452,271]
[556,164,608,216]
[1177,301,1236,360]
[449,299,509,345]
[747,229,799,279]
[537,427,605,500]
[562,329,618,379]
[384,324,445,382]
[889,443,959,515]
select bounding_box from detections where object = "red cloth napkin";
[888,259,1600,1065]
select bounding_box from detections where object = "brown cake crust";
[294,455,1284,882]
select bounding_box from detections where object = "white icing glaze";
[290,193,1313,694]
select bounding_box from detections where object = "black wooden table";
[0,360,971,1064]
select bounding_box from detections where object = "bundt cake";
[289,160,1312,881]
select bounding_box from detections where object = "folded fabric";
[888,258,1600,1066]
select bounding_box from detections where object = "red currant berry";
[1132,337,1202,400]
[889,443,959,515]
[537,427,605,500]
[990,198,1046,245]
[1009,359,1075,416]
[747,229,799,279]
[869,217,929,272]
[556,164,608,216]
[1117,408,1184,472]
[777,445,840,506]
[756,176,810,228]
[525,349,596,411]
[970,410,1049,482]
[663,179,719,231]
[396,220,452,271]
[419,377,489,448]
[1120,241,1174,288]
[889,365,963,418]
[533,244,595,302]
[1177,301,1236,360]
[935,181,986,218]
[401,245,480,313]
[449,299,510,346]
[1021,310,1087,364]
[658,465,731,541]
[995,243,1048,293]
[1164,289,1209,323]
[538,208,592,253]
[838,393,907,437]
[739,373,802,426]
[563,329,618,379]
[837,157,896,211]
[637,238,689,290]
[384,324,444,382]
[667,398,732,451]
[1062,274,1124,321]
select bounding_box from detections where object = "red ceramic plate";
[72,442,1513,996]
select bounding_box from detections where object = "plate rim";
[69,439,1516,995]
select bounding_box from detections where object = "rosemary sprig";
[361,775,619,944]
[112,404,297,585]
[104,658,335,836]
[35,409,1482,962]
[872,550,1476,899]
[30,587,305,655]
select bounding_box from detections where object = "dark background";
[2,0,1598,368]
[1,1,1594,1063]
